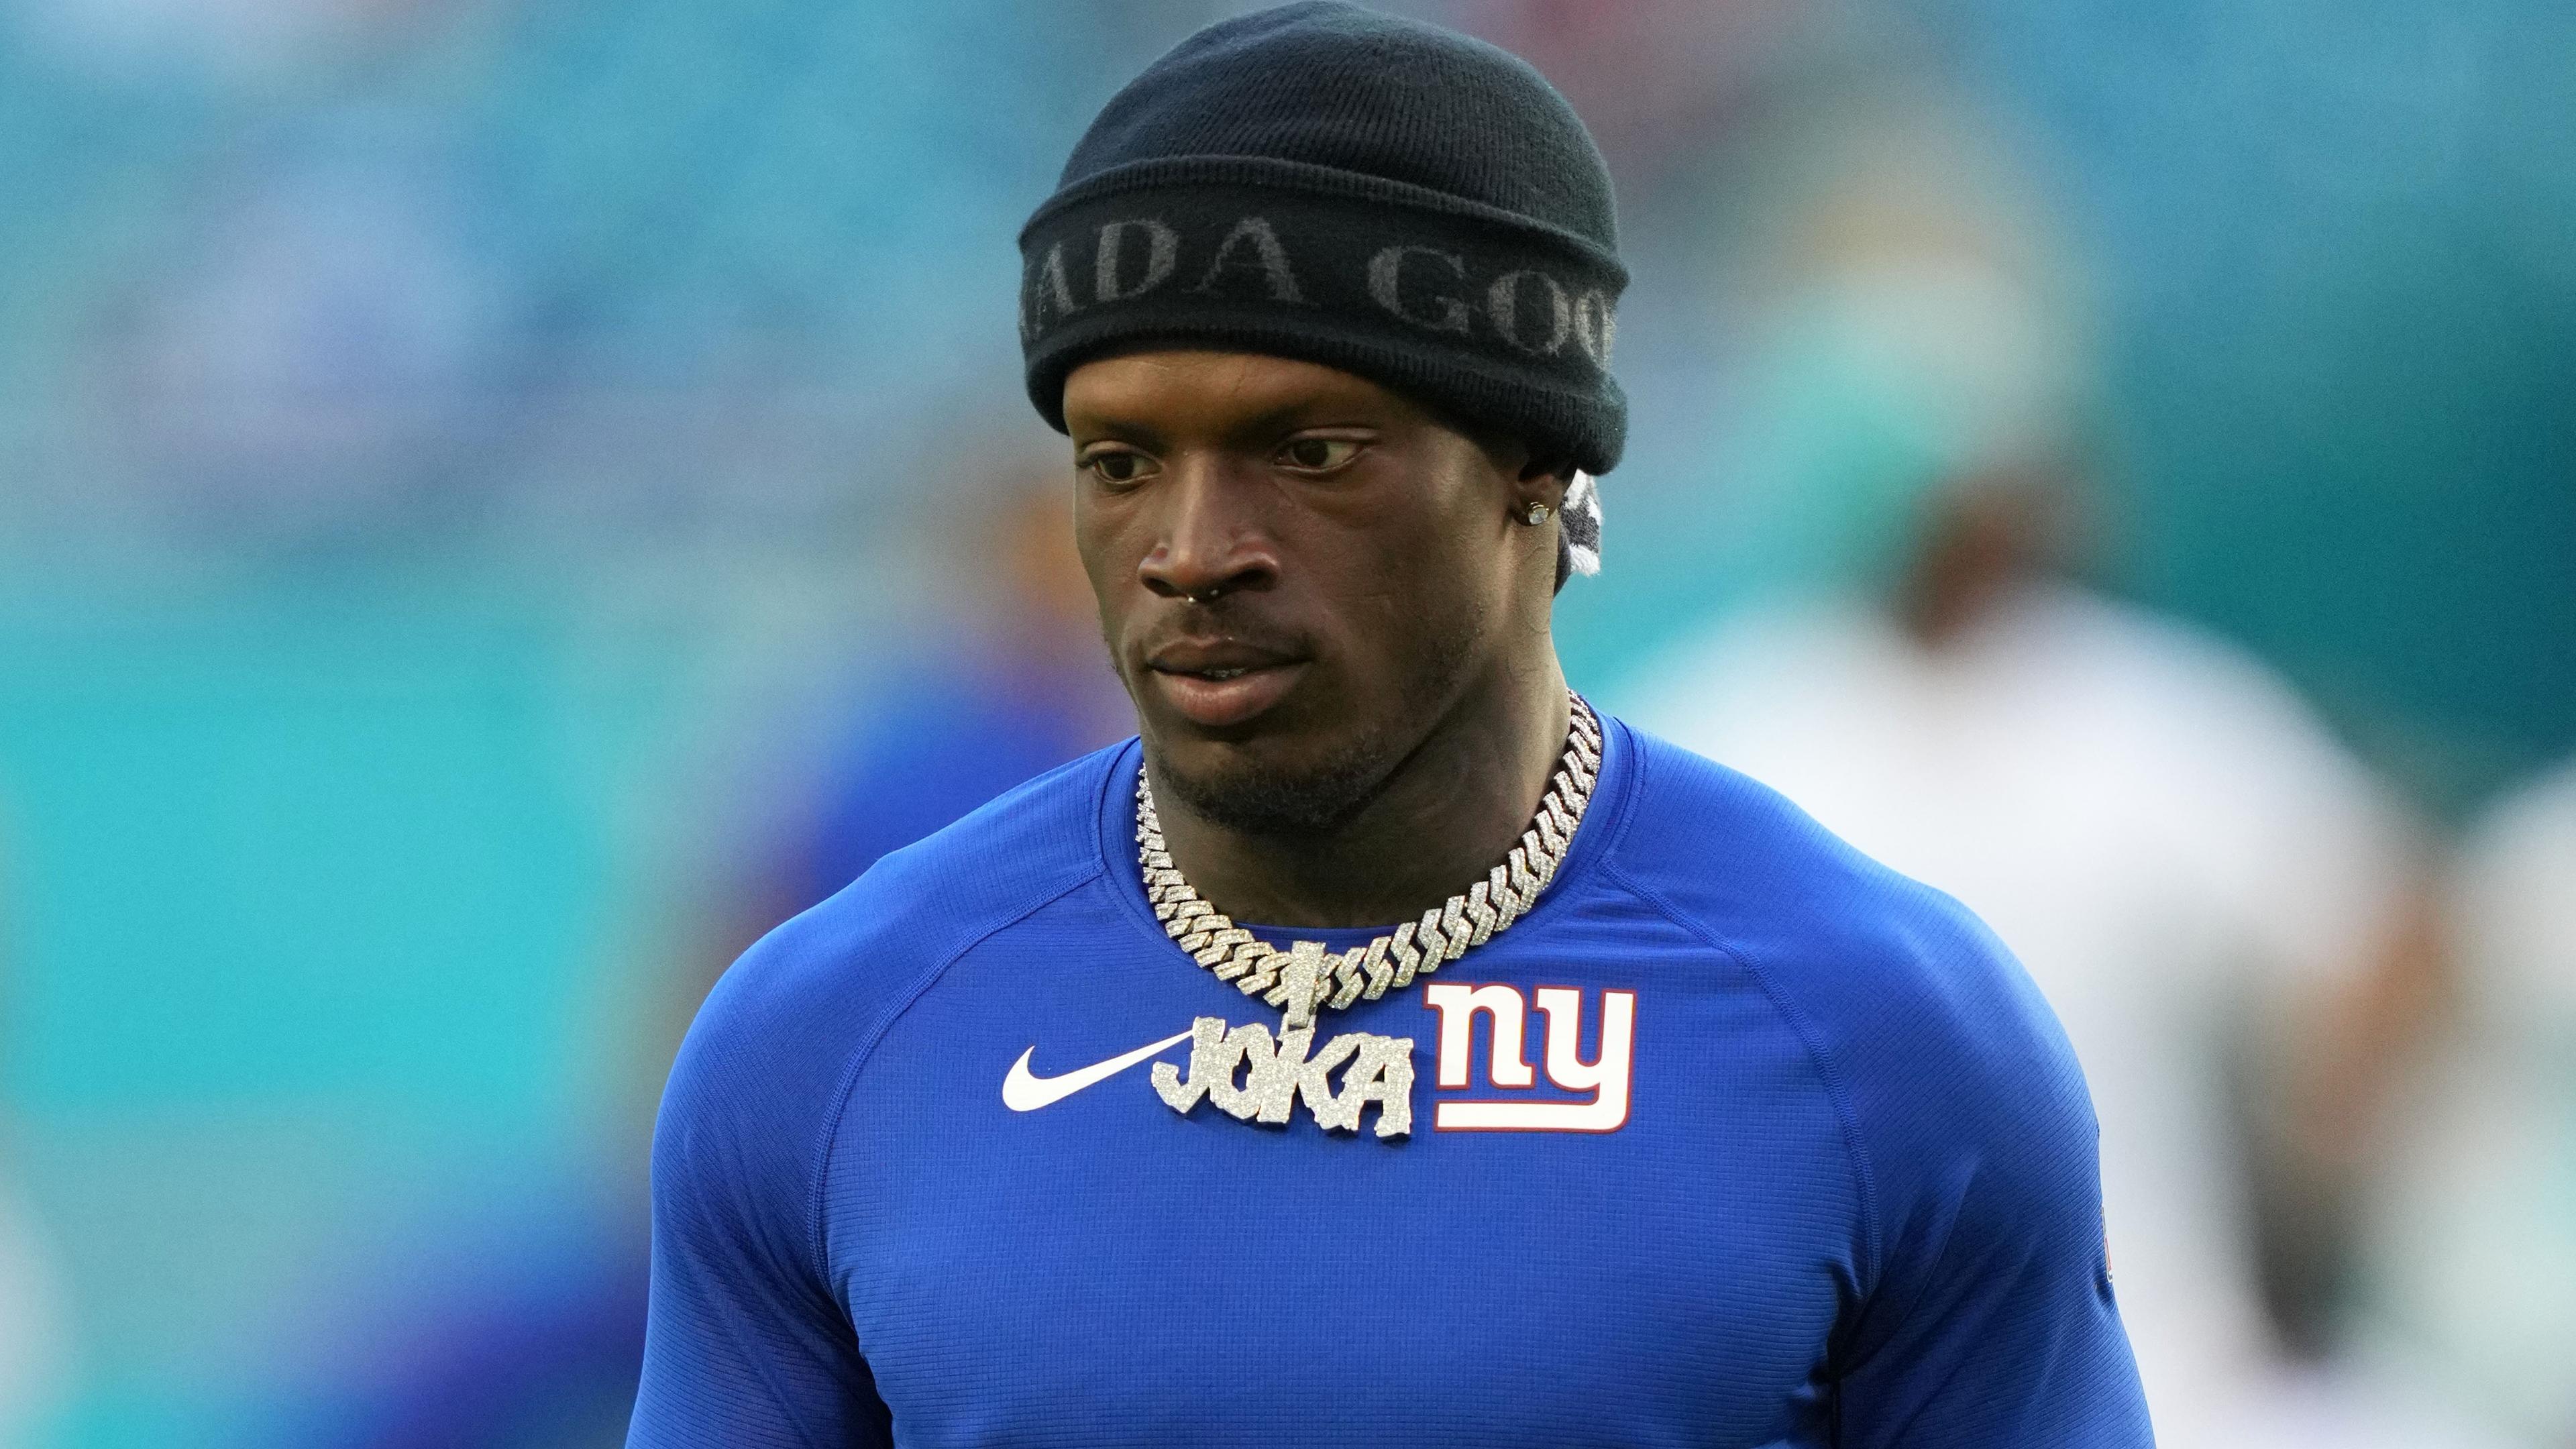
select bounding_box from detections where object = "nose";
[1136,458,1277,603]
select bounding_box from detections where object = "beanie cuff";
[1018,168,1627,474]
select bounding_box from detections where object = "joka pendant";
[1149,941,1416,1140]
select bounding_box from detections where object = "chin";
[1146,722,1397,839]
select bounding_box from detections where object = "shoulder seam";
[799,857,1106,1289]
[1600,837,1884,1296]
[1605,859,1883,1287]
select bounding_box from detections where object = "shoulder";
[1602,722,2094,1259]
[658,745,1122,1195]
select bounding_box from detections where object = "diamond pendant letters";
[1150,941,1416,1139]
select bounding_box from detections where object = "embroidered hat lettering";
[1572,289,1616,364]
[1028,212,1614,370]
[1094,219,1179,303]
[1020,241,1080,340]
[1487,269,1572,356]
[1368,245,1473,335]
[1189,216,1308,303]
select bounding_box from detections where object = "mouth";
[1142,642,1309,729]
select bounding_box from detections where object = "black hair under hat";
[1017,1,1628,484]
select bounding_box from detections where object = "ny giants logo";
[1424,983,1635,1132]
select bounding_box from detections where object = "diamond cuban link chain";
[1137,691,1601,1032]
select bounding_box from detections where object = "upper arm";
[1827,897,2153,1448]
[627,945,892,1448]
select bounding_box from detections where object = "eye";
[1079,446,1157,487]
[1277,437,1362,472]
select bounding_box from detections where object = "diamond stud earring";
[1522,501,1551,525]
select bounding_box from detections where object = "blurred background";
[0,0,2567,1444]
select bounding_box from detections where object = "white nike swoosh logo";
[1002,1030,1194,1112]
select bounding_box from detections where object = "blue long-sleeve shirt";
[630,718,2153,1446]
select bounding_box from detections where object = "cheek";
[1324,474,1503,678]
[1071,494,1137,623]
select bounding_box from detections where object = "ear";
[1457,419,1569,521]
[1511,451,1574,521]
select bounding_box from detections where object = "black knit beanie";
[1018,1,1626,573]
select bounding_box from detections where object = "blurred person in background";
[0,1197,60,1448]
[0,1193,60,1447]
[0,840,68,1449]
[1621,119,2462,1446]
[293,463,1132,1449]
[749,461,1137,932]
[2355,759,2576,1448]
[296,1234,649,1449]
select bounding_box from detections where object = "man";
[1621,222,2434,1446]
[628,6,2150,1445]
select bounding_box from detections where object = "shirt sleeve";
[1826,890,2155,1448]
[627,932,894,1448]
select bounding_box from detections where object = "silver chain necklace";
[1137,692,1603,1139]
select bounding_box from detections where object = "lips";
[1144,639,1309,729]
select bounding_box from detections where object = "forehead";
[1060,350,1432,438]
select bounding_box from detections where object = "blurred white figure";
[1629,557,2416,1446]
[0,1185,64,1448]
[0,841,68,1447]
[1620,221,2457,1440]
[2356,761,2576,1448]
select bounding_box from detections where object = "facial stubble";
[1129,602,1485,842]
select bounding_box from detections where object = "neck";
[1895,525,2031,649]
[1147,655,1573,930]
